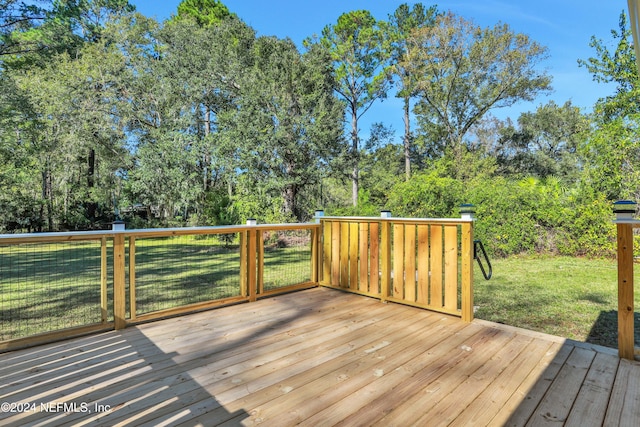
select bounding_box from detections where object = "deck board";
[1,287,640,427]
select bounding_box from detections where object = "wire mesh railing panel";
[132,234,242,316]
[261,230,312,291]
[0,240,104,341]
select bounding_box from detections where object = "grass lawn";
[473,255,640,349]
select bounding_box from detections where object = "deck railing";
[0,213,475,352]
[0,223,318,352]
[318,215,474,322]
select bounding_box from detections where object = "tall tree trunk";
[351,107,359,207]
[42,162,53,231]
[403,96,411,181]
[283,184,297,220]
[203,107,212,193]
[87,148,97,220]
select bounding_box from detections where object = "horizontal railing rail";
[0,223,319,352]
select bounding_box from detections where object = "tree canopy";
[0,1,633,258]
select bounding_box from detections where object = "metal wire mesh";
[132,233,242,316]
[261,230,312,291]
[0,240,103,341]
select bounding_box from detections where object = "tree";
[492,101,588,182]
[0,0,49,56]
[581,117,640,201]
[2,8,143,231]
[140,14,255,222]
[312,10,390,206]
[1,0,135,68]
[387,3,439,180]
[174,0,233,26]
[579,11,640,201]
[405,12,552,176]
[578,11,640,121]
[219,37,343,221]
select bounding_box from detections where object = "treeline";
[0,1,638,257]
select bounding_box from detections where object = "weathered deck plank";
[1,287,639,427]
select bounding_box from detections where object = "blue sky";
[131,0,627,140]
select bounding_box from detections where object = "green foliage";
[466,177,565,257]
[387,171,464,218]
[175,0,233,27]
[326,190,381,217]
[219,36,343,221]
[494,101,588,183]
[555,187,616,257]
[0,1,629,263]
[198,190,237,226]
[387,3,440,179]
[578,11,640,121]
[580,115,640,202]
[406,12,552,167]
[312,9,390,205]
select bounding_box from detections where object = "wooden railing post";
[614,200,637,360]
[257,228,264,296]
[460,204,476,323]
[129,237,136,321]
[313,210,324,284]
[321,218,331,285]
[100,237,108,324]
[239,230,248,297]
[113,233,126,330]
[380,211,392,302]
[243,219,258,302]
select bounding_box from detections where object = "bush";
[386,171,465,218]
[327,190,381,217]
[557,188,616,257]
[464,177,559,257]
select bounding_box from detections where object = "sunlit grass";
[474,255,640,349]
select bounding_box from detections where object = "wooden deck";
[1,287,639,426]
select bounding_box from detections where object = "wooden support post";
[100,237,107,323]
[614,200,637,360]
[311,225,320,284]
[248,231,257,301]
[322,220,332,285]
[617,222,635,360]
[129,237,136,321]
[380,211,392,302]
[239,231,248,297]
[461,221,474,322]
[113,234,126,330]
[257,230,264,296]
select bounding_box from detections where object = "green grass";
[473,255,640,349]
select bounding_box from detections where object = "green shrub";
[386,171,464,218]
[557,188,616,257]
[464,177,557,257]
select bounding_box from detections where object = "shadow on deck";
[1,287,640,426]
